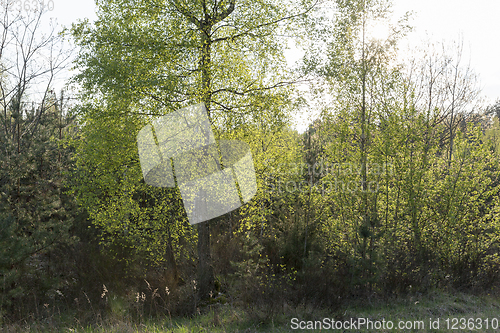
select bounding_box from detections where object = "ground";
[3,289,500,332]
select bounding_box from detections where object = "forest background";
[1,0,500,330]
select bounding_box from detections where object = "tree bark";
[180,0,235,303]
[197,220,215,300]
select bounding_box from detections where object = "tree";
[407,39,480,167]
[306,0,496,293]
[485,100,500,154]
[306,0,411,289]
[0,4,75,317]
[71,0,320,301]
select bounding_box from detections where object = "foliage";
[0,90,78,316]
[3,0,500,325]
[298,0,500,295]
[69,0,318,302]
[0,7,77,319]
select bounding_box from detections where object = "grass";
[335,290,500,332]
[3,290,500,332]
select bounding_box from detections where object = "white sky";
[393,0,500,104]
[44,0,499,129]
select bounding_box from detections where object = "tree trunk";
[197,220,215,300]
[196,14,216,302]
[192,0,236,303]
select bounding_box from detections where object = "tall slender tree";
[71,0,320,300]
